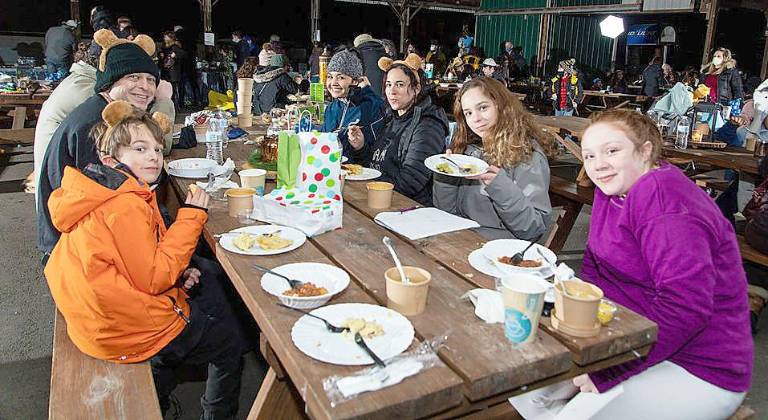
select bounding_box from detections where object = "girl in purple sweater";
[550,109,752,419]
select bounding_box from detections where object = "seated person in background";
[252,54,299,114]
[434,77,556,240]
[734,77,768,146]
[609,69,628,94]
[479,58,506,83]
[44,102,244,418]
[348,54,448,206]
[515,109,752,419]
[317,49,385,161]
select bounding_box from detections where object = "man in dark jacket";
[37,29,168,258]
[232,31,246,68]
[642,56,665,97]
[44,20,78,75]
[354,34,386,96]
[252,54,299,114]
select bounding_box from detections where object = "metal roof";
[333,0,481,14]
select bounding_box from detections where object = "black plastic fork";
[276,303,348,333]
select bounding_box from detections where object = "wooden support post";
[762,13,768,79]
[200,0,212,33]
[537,0,552,77]
[701,0,719,66]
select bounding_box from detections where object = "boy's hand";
[185,186,210,209]
[156,80,173,101]
[182,268,201,290]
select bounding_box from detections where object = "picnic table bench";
[48,310,161,420]
[163,138,657,419]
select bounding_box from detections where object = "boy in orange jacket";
[44,101,242,419]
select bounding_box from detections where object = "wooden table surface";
[533,115,589,138]
[164,131,657,419]
[662,145,760,177]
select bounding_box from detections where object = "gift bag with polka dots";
[294,131,343,202]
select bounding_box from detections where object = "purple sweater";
[583,163,753,393]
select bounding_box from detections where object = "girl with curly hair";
[433,76,557,240]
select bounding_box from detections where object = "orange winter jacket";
[44,164,207,363]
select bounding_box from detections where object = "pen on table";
[399,205,421,213]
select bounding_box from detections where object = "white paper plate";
[481,239,556,277]
[291,303,414,365]
[425,154,489,178]
[345,168,381,181]
[260,262,349,309]
[467,248,506,278]
[219,225,306,256]
[167,158,225,179]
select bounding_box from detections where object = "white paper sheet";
[373,207,480,240]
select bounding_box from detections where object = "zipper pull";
[169,296,190,324]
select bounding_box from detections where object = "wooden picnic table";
[0,90,50,129]
[662,145,760,177]
[533,115,589,138]
[163,134,657,419]
[581,90,648,113]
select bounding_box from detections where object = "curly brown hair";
[450,77,557,167]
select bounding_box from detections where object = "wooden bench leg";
[247,368,307,420]
[547,201,583,253]
[12,106,27,129]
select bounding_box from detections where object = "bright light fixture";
[600,15,625,39]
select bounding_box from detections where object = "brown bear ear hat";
[102,100,172,135]
[378,53,423,80]
[94,29,155,72]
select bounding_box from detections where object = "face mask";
[506,47,513,53]
[712,57,723,66]
[430,45,437,51]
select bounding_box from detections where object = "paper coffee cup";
[226,188,256,217]
[238,113,253,128]
[501,275,551,344]
[366,181,394,209]
[237,78,254,92]
[239,169,266,196]
[385,266,431,316]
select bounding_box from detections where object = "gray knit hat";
[328,50,363,79]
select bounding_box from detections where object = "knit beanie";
[328,50,363,79]
[558,58,576,73]
[94,42,160,93]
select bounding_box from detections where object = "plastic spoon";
[382,236,409,284]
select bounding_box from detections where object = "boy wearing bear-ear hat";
[44,101,243,419]
[38,29,173,258]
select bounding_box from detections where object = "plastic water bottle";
[211,110,229,149]
[205,130,223,165]
[675,116,690,150]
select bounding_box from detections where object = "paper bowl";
[167,158,218,178]
[260,263,350,309]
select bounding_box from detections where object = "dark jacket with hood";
[252,66,299,114]
[37,94,107,254]
[702,59,744,105]
[318,86,385,161]
[362,96,448,206]
[357,41,387,96]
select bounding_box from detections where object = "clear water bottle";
[210,109,229,149]
[205,130,223,165]
[675,116,690,150]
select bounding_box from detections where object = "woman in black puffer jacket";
[348,54,448,206]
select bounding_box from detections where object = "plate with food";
[481,239,556,277]
[261,262,350,309]
[290,303,414,365]
[425,154,489,178]
[167,158,225,179]
[342,164,381,181]
[219,225,306,256]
